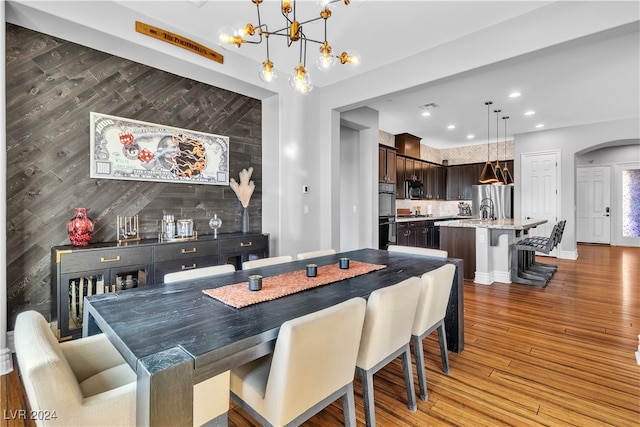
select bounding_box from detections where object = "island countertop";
[436,218,547,230]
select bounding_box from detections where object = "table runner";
[202,260,385,308]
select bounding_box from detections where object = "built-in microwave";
[404,180,423,199]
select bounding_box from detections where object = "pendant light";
[502,116,514,185]
[479,101,499,183]
[493,108,504,184]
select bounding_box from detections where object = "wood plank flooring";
[2,243,639,426]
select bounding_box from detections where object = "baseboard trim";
[1,347,14,375]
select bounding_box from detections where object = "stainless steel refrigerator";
[472,185,513,219]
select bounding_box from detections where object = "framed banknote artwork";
[89,112,229,185]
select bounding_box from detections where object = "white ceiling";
[113,0,639,149]
[11,1,639,149]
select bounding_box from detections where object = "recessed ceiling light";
[535,124,545,128]
[509,92,521,98]
[466,134,475,139]
[447,124,456,130]
[421,111,431,117]
[524,111,535,116]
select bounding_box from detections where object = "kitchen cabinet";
[396,220,439,249]
[395,133,421,158]
[378,145,397,184]
[447,163,483,200]
[52,233,269,340]
[423,163,447,200]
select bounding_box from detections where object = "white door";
[521,151,560,256]
[576,166,611,244]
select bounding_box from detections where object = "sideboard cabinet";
[52,232,268,340]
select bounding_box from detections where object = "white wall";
[514,118,640,258]
[576,144,640,166]
[339,127,360,251]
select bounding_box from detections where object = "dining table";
[83,248,464,426]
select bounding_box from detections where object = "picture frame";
[89,112,229,185]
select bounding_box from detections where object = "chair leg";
[436,321,450,375]
[411,334,428,401]
[357,367,377,427]
[341,383,357,427]
[400,344,417,412]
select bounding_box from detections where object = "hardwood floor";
[3,244,639,426]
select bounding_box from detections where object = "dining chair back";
[164,263,235,283]
[242,255,293,270]
[411,263,456,401]
[388,244,448,258]
[14,310,137,426]
[230,297,367,427]
[296,249,337,260]
[356,276,422,427]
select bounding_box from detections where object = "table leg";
[137,347,194,427]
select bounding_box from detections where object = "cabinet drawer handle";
[240,242,253,247]
[100,256,121,263]
[181,248,197,254]
[181,264,197,270]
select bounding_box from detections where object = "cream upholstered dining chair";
[242,255,293,269]
[230,297,367,426]
[356,277,422,427]
[163,263,236,283]
[411,263,456,401]
[296,249,336,260]
[387,244,448,258]
[14,310,137,426]
[15,310,230,427]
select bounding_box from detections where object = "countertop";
[395,215,473,223]
[436,218,547,230]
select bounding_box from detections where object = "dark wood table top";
[84,248,460,376]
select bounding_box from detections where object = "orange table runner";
[202,260,386,308]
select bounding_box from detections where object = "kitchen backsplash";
[378,130,513,165]
[396,200,463,217]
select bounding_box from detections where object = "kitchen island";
[437,218,547,284]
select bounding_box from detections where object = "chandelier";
[218,0,361,94]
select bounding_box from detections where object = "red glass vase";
[66,208,95,247]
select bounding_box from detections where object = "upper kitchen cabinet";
[378,145,397,184]
[447,163,483,200]
[395,133,421,158]
[423,163,447,200]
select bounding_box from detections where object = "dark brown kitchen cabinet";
[396,220,440,249]
[422,163,446,200]
[395,133,421,158]
[378,145,397,184]
[52,233,269,340]
[397,221,425,247]
[447,163,483,200]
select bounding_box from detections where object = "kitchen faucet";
[480,198,495,220]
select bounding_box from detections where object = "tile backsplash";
[396,199,465,217]
[379,130,513,165]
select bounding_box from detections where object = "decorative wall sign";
[90,112,229,185]
[135,21,224,64]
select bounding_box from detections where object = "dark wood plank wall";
[5,23,263,329]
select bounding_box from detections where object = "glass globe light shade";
[338,50,361,69]
[289,64,313,94]
[316,43,336,71]
[218,26,242,47]
[259,60,278,83]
